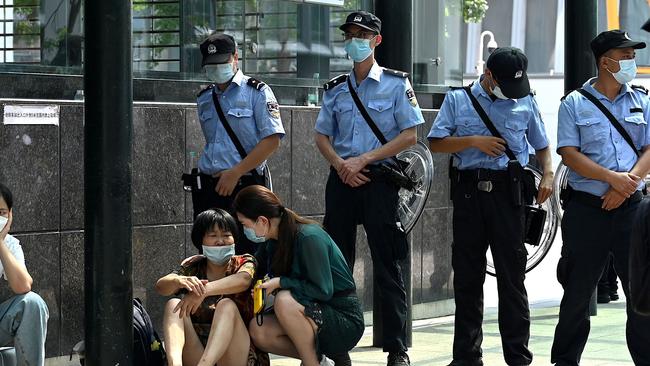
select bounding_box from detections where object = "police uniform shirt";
[428,78,549,170]
[557,78,650,196]
[315,62,425,159]
[196,69,285,175]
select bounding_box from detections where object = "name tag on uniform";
[630,107,643,113]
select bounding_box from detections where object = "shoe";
[327,352,351,366]
[387,351,410,366]
[609,291,619,301]
[447,359,484,366]
[597,294,610,304]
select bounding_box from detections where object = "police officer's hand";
[601,188,627,211]
[347,170,371,187]
[536,173,554,204]
[215,168,242,196]
[606,171,641,197]
[338,156,370,183]
[471,136,507,157]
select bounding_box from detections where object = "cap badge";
[514,70,523,79]
[207,44,217,54]
[625,32,632,40]
[354,15,362,22]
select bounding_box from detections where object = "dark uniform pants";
[551,195,650,366]
[451,178,532,365]
[191,173,264,255]
[323,167,409,353]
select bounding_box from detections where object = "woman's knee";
[273,290,299,316]
[164,298,181,316]
[248,319,270,348]
[215,297,238,315]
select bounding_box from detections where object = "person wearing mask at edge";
[233,185,364,366]
[155,208,268,366]
[192,32,285,255]
[551,30,650,366]
[0,183,49,366]
[428,47,554,366]
[314,10,424,366]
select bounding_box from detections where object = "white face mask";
[0,216,6,232]
[205,62,236,84]
[489,75,509,100]
[606,57,637,84]
[202,244,235,265]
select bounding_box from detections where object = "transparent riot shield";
[395,140,435,233]
[486,164,561,276]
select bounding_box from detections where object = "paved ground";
[268,301,634,366]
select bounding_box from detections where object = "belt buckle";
[477,180,493,192]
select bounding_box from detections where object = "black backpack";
[71,299,166,365]
[133,298,166,365]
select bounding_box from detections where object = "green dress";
[256,224,364,355]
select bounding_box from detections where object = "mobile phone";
[253,280,265,315]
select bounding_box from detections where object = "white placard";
[3,105,60,126]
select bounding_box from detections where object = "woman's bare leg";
[249,314,300,358]
[273,290,320,366]
[197,298,250,366]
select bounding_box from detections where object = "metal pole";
[373,0,414,348]
[565,0,598,316]
[84,0,133,363]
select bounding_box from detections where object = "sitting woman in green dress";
[233,185,364,366]
[155,208,269,366]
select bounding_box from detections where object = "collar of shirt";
[472,76,491,101]
[582,77,633,103]
[348,62,382,87]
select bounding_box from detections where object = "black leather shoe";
[447,359,484,366]
[609,291,619,301]
[387,351,410,366]
[597,294,611,303]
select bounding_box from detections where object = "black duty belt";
[457,169,509,193]
[572,189,643,210]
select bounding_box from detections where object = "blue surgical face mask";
[344,37,374,63]
[606,57,637,84]
[205,63,235,84]
[243,220,267,243]
[202,244,235,265]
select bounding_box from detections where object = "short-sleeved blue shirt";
[196,70,285,175]
[428,78,549,170]
[315,62,425,159]
[557,78,650,196]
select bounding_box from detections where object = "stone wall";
[0,100,452,357]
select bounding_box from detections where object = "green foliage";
[462,0,488,23]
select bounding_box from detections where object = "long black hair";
[190,208,239,254]
[0,183,13,210]
[233,185,317,276]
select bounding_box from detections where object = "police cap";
[200,33,237,66]
[590,30,646,61]
[339,11,381,34]
[486,47,530,99]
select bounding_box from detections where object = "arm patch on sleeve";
[406,88,418,107]
[267,101,280,118]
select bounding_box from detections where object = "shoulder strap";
[247,77,266,91]
[210,89,249,160]
[462,86,517,161]
[197,84,214,97]
[576,88,641,158]
[382,67,409,78]
[345,77,404,168]
[323,74,348,91]
[632,84,649,95]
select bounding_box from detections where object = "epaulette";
[632,84,649,95]
[197,84,214,97]
[561,89,575,101]
[323,74,348,91]
[247,77,266,91]
[382,68,409,78]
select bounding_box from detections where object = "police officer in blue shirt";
[314,11,424,366]
[192,33,285,254]
[551,30,650,366]
[428,47,554,366]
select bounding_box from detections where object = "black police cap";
[590,30,646,61]
[200,33,237,66]
[486,47,530,99]
[339,11,381,34]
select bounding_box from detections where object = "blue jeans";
[0,292,49,366]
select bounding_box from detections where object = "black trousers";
[451,179,532,365]
[597,254,618,298]
[322,168,408,353]
[190,173,264,255]
[551,196,650,366]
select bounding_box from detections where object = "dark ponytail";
[233,185,317,275]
